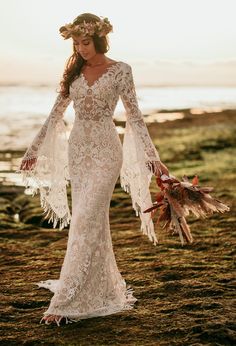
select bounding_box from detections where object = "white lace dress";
[18,61,161,323]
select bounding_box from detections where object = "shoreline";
[1,107,236,186]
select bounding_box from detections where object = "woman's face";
[72,34,97,60]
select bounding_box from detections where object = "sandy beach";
[1,108,235,345]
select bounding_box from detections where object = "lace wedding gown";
[18,61,161,323]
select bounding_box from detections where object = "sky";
[1,0,236,86]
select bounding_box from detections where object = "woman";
[18,13,169,326]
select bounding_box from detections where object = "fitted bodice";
[69,61,122,122]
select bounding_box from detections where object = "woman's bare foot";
[40,314,64,326]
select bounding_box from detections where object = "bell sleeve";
[17,92,72,230]
[118,63,161,245]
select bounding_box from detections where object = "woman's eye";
[74,41,89,46]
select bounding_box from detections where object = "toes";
[39,314,65,326]
[45,319,52,325]
[39,315,53,325]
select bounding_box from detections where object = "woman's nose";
[78,48,85,54]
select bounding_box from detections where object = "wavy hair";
[58,13,110,98]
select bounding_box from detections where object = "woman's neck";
[85,54,107,67]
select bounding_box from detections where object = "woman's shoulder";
[106,57,131,71]
[117,60,131,68]
[115,61,132,74]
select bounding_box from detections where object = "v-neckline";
[80,61,121,89]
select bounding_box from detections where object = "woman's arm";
[20,93,71,170]
[118,63,170,245]
[118,63,169,177]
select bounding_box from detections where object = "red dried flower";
[144,173,230,245]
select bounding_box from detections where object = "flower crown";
[59,17,113,39]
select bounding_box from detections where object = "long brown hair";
[58,13,110,98]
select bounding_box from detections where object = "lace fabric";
[18,93,72,229]
[118,64,160,245]
[17,61,161,321]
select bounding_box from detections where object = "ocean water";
[1,85,236,151]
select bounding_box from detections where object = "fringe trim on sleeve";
[120,120,159,246]
[16,118,71,230]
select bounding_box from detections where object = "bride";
[18,12,169,326]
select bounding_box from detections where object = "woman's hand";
[157,161,169,177]
[20,157,37,171]
[148,160,170,177]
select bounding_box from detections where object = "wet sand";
[1,108,236,345]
